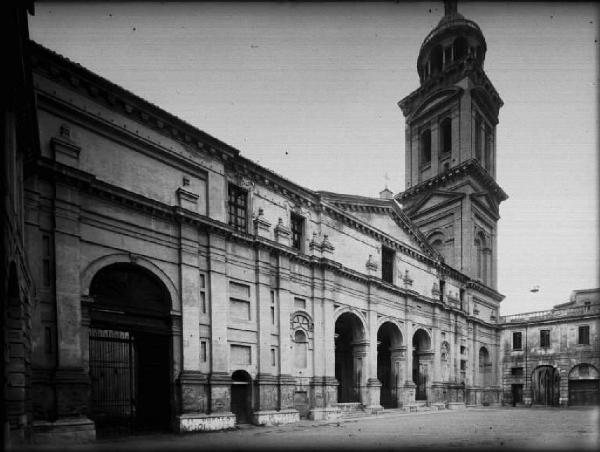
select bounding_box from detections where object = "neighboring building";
[500,289,600,407]
[2,2,38,448]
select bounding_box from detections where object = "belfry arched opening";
[88,263,172,437]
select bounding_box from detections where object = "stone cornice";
[395,159,508,204]
[398,61,503,121]
[33,157,501,312]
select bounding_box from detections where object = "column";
[390,346,407,407]
[401,320,416,406]
[178,221,208,417]
[254,247,278,414]
[53,182,92,426]
[207,233,233,414]
[276,253,295,410]
[365,306,382,412]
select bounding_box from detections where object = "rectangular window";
[420,129,432,166]
[513,332,522,350]
[290,213,304,251]
[200,340,207,362]
[578,325,590,345]
[381,246,395,284]
[460,360,467,371]
[42,234,51,286]
[439,280,445,303]
[270,290,276,325]
[474,115,482,161]
[230,299,251,321]
[228,184,248,232]
[271,348,276,366]
[540,329,550,348]
[229,281,251,321]
[199,273,207,314]
[511,367,523,377]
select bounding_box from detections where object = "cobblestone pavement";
[18,407,599,452]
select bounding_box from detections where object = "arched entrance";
[531,365,560,406]
[335,312,366,403]
[568,364,600,406]
[377,322,403,408]
[88,263,172,437]
[478,347,492,387]
[412,329,431,401]
[231,370,252,424]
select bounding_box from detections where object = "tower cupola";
[417,0,487,84]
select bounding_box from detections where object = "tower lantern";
[396,1,507,289]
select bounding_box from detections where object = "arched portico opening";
[412,329,431,401]
[88,263,172,437]
[531,365,560,406]
[377,322,403,408]
[334,312,366,403]
[231,370,253,424]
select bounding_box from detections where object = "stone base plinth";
[252,409,299,426]
[309,407,341,421]
[431,402,446,410]
[176,412,236,433]
[447,402,466,410]
[32,417,95,444]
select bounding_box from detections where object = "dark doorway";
[412,329,431,401]
[568,364,600,406]
[377,322,402,408]
[231,370,252,424]
[531,366,560,406]
[89,263,172,437]
[511,384,523,405]
[569,380,600,406]
[335,313,365,403]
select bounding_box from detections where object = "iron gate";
[89,328,136,436]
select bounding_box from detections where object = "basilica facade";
[18,3,509,441]
[19,1,600,446]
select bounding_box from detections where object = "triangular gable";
[406,190,465,217]
[471,192,499,220]
[319,193,441,261]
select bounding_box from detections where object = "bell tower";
[396,1,507,289]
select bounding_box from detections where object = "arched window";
[430,45,443,75]
[440,117,452,155]
[454,36,468,60]
[474,232,490,285]
[428,231,445,262]
[420,129,432,167]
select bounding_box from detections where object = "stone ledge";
[309,407,342,421]
[32,417,95,444]
[447,402,467,410]
[176,412,236,433]
[252,409,299,426]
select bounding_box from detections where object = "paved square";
[21,407,599,452]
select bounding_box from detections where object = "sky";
[29,1,599,315]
